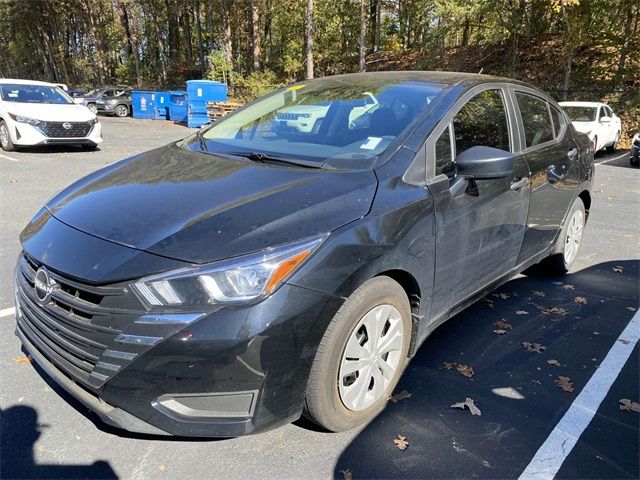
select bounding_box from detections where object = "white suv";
[0,79,102,151]
[559,101,622,153]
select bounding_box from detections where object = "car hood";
[6,103,96,122]
[45,144,377,264]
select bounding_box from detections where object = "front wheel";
[304,276,411,432]
[115,104,129,117]
[0,120,15,151]
[534,198,586,275]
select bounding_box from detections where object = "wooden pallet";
[207,101,243,122]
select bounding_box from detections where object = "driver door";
[426,86,530,318]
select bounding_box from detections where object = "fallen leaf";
[531,379,542,385]
[493,320,512,330]
[627,307,637,312]
[17,397,24,403]
[443,362,455,370]
[456,364,474,378]
[523,342,546,353]
[574,296,587,305]
[618,339,631,345]
[493,329,508,335]
[390,390,412,403]
[340,469,353,480]
[555,376,574,392]
[15,356,32,365]
[541,306,568,315]
[612,266,624,273]
[158,465,166,472]
[547,359,561,366]
[394,435,409,451]
[560,284,575,290]
[515,310,529,315]
[492,293,510,300]
[532,290,545,297]
[619,399,640,413]
[450,397,482,416]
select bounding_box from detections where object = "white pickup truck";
[559,101,622,153]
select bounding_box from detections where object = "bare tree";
[359,0,366,71]
[305,0,314,79]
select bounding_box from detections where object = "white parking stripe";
[0,307,16,318]
[595,151,628,165]
[519,310,640,480]
[0,153,18,162]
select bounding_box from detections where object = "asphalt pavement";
[0,117,637,479]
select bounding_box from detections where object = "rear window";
[562,106,597,122]
[516,93,554,148]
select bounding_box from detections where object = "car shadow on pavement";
[0,405,117,479]
[13,145,100,154]
[333,260,639,480]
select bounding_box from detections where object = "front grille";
[15,253,137,389]
[276,112,302,120]
[39,121,92,138]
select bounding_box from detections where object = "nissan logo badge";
[34,267,56,305]
[62,122,72,130]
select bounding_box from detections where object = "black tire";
[607,132,619,153]
[304,276,411,432]
[631,155,639,167]
[0,120,15,151]
[87,103,98,114]
[115,104,129,117]
[532,197,586,276]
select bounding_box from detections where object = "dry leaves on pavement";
[619,399,640,413]
[15,356,32,365]
[555,376,574,392]
[515,310,529,315]
[390,390,412,403]
[443,362,455,370]
[618,339,631,345]
[627,306,637,312]
[574,296,587,305]
[540,306,568,315]
[450,398,482,416]
[340,469,353,480]
[612,266,624,273]
[493,320,512,330]
[456,364,475,378]
[522,342,546,353]
[394,435,409,451]
[560,284,575,290]
[547,359,561,367]
[494,329,508,335]
[492,293,510,300]
[532,290,545,297]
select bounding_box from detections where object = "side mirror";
[455,146,516,180]
[600,116,611,123]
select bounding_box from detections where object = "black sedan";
[15,72,593,438]
[631,132,639,167]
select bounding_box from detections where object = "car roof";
[558,101,605,107]
[0,78,56,87]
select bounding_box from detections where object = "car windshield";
[191,77,447,167]
[563,106,597,122]
[0,84,73,105]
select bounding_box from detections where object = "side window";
[452,89,510,156]
[516,93,554,147]
[435,125,454,176]
[550,106,564,138]
[605,106,614,118]
[598,106,607,120]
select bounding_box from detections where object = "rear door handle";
[510,177,529,191]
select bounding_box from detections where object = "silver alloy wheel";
[115,105,128,117]
[338,304,404,411]
[563,209,584,265]
[0,124,8,148]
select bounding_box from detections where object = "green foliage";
[232,70,283,102]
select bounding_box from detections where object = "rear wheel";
[607,132,619,153]
[0,120,15,151]
[304,276,411,432]
[534,197,586,275]
[115,104,129,117]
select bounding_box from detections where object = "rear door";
[426,85,530,317]
[514,90,580,263]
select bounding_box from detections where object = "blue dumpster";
[152,91,170,119]
[185,80,227,128]
[169,91,188,124]
[131,91,155,119]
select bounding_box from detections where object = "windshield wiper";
[228,151,324,169]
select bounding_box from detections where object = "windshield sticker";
[360,137,382,150]
[287,85,306,91]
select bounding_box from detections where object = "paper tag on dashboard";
[360,137,382,150]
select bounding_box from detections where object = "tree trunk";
[305,0,314,79]
[615,0,634,86]
[166,0,180,65]
[368,0,377,54]
[359,0,367,72]
[250,0,260,70]
[222,0,233,67]
[196,0,205,78]
[561,2,573,100]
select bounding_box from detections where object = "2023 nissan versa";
[15,72,593,437]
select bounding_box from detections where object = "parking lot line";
[595,151,628,165]
[519,310,640,480]
[0,307,15,318]
[0,153,18,162]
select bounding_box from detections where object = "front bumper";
[11,121,103,146]
[14,235,338,437]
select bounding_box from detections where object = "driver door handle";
[510,177,529,191]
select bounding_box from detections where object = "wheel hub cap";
[564,209,584,265]
[338,304,404,412]
[0,125,8,147]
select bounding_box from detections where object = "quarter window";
[598,106,607,120]
[550,107,564,138]
[435,125,454,176]
[516,93,554,147]
[453,90,510,156]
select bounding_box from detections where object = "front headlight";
[132,235,326,308]
[9,113,43,126]
[88,117,99,125]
